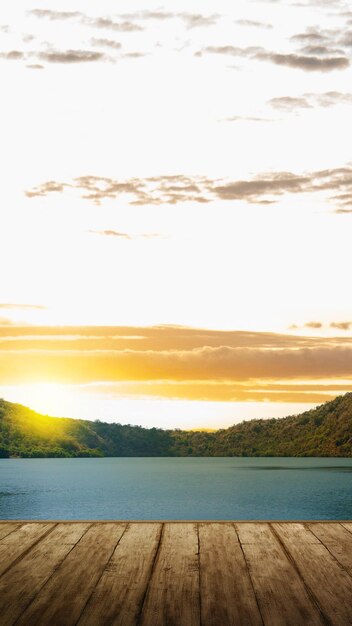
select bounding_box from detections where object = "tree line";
[0,393,351,458]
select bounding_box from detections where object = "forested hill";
[0,393,351,458]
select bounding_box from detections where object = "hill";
[0,393,351,458]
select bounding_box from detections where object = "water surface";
[0,457,351,520]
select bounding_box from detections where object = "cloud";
[0,51,25,60]
[212,173,311,201]
[1,323,352,402]
[29,9,82,20]
[200,45,254,58]
[0,317,20,326]
[291,31,329,43]
[28,9,82,20]
[26,175,212,205]
[121,52,147,59]
[25,165,352,209]
[83,17,143,32]
[222,116,275,123]
[25,181,68,197]
[120,10,218,28]
[329,193,352,209]
[330,321,352,330]
[214,166,352,207]
[26,64,44,70]
[89,230,160,240]
[299,45,344,55]
[29,9,143,32]
[83,379,350,404]
[199,45,349,71]
[255,50,349,71]
[199,21,351,73]
[269,96,313,111]
[0,49,110,65]
[2,324,351,349]
[314,91,352,106]
[89,230,132,240]
[37,50,107,64]
[180,13,218,28]
[90,38,122,50]
[0,324,352,388]
[29,9,218,30]
[236,19,273,29]
[337,31,352,47]
[269,91,352,111]
[291,22,352,59]
[0,303,46,310]
[291,320,352,332]
[1,341,352,385]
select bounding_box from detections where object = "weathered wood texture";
[140,523,200,626]
[0,521,352,625]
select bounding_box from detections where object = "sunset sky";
[0,0,351,428]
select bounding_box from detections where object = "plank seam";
[0,523,58,581]
[12,523,94,626]
[233,523,265,626]
[197,523,202,626]
[341,522,352,536]
[136,522,165,626]
[0,523,23,542]
[73,523,129,626]
[10,523,93,626]
[269,523,331,626]
[307,524,352,581]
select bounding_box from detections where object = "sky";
[0,0,351,428]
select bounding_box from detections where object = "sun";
[0,383,80,418]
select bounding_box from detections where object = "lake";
[0,457,351,520]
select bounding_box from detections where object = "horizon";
[1,0,351,428]
[1,387,348,432]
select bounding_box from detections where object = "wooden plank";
[0,523,21,541]
[16,523,126,626]
[274,522,352,626]
[78,523,162,626]
[270,522,321,544]
[0,523,90,626]
[140,523,200,626]
[0,523,54,576]
[236,522,275,545]
[308,523,352,574]
[341,522,352,534]
[199,522,263,626]
[237,523,324,626]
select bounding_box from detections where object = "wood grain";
[341,522,352,535]
[0,523,90,626]
[199,522,263,626]
[237,523,324,626]
[308,522,352,574]
[274,522,352,626]
[0,522,54,577]
[140,523,200,626]
[0,522,21,541]
[78,523,162,626]
[16,523,126,626]
[0,521,351,626]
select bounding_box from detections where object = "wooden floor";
[0,522,352,625]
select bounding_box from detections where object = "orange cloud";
[0,325,351,388]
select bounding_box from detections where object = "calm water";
[0,457,351,520]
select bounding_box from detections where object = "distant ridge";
[0,393,351,458]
